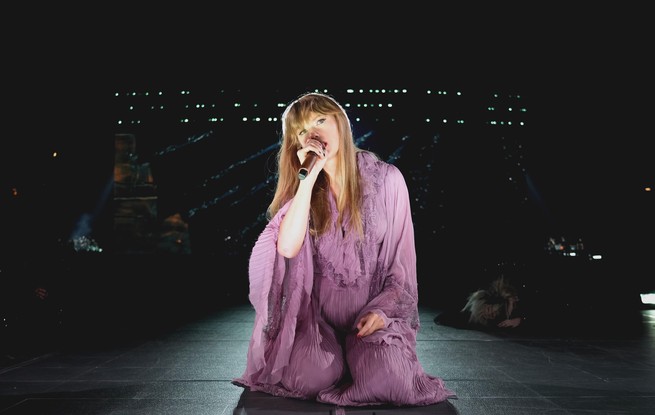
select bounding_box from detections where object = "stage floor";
[1,303,654,414]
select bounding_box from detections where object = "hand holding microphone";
[298,139,325,180]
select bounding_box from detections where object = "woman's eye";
[316,118,325,125]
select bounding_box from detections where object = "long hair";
[268,92,368,237]
[462,290,502,326]
[462,276,517,325]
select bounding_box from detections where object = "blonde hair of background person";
[462,276,523,328]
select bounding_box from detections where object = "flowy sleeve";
[356,162,420,331]
[233,201,315,387]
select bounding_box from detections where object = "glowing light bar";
[640,293,655,305]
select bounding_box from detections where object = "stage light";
[640,293,655,306]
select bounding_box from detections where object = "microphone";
[298,151,318,180]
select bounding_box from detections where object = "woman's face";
[297,112,340,160]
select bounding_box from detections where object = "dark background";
[2,9,653,349]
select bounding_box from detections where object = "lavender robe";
[233,152,455,406]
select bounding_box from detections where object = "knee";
[359,364,416,403]
[348,343,416,402]
[282,353,343,397]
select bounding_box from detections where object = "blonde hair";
[268,92,369,237]
[462,276,517,325]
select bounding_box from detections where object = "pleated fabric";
[233,152,456,406]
